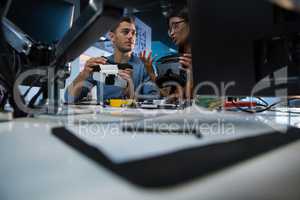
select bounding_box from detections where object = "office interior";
[1,0,300,199]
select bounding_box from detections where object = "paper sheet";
[67,106,289,163]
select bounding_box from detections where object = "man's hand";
[139,50,157,81]
[67,56,107,99]
[81,57,108,79]
[118,68,134,98]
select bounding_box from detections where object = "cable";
[288,97,300,102]
[231,99,282,114]
[230,96,300,114]
[256,97,269,107]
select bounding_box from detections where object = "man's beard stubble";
[117,44,133,54]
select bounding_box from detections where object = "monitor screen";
[189,0,300,97]
[6,0,75,44]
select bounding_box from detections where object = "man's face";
[110,21,136,53]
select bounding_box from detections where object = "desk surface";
[0,105,300,200]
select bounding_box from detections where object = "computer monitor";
[6,0,78,44]
[189,0,300,97]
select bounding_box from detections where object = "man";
[65,17,158,103]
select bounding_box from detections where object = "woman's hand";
[179,53,193,99]
[179,53,192,70]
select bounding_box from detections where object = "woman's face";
[168,17,189,46]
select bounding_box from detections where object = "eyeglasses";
[168,20,185,36]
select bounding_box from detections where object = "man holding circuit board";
[65,17,159,104]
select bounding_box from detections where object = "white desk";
[0,105,300,200]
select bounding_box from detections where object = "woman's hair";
[167,7,189,22]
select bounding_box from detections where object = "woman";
[140,7,193,100]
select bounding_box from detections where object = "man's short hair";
[110,17,135,33]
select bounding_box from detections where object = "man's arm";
[138,61,160,99]
[139,50,157,82]
[118,68,135,99]
[67,71,91,98]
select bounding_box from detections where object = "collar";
[107,54,137,64]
